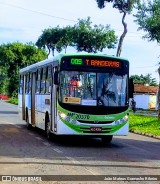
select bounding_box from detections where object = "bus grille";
[78,120,113,124]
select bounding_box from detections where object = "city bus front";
[56,54,130,143]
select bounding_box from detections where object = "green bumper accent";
[61,118,127,134]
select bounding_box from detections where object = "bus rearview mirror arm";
[129,78,134,98]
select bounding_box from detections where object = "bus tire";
[45,113,52,141]
[26,109,32,130]
[101,135,113,144]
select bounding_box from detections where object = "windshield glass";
[59,71,127,107]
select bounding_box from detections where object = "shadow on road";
[0,124,159,164]
[0,111,18,114]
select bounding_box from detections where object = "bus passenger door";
[51,67,58,133]
[31,72,36,126]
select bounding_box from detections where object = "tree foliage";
[36,26,73,56]
[134,0,160,43]
[130,74,158,86]
[73,17,117,53]
[36,17,117,55]
[0,42,47,97]
[134,0,160,119]
[95,0,139,56]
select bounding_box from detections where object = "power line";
[0,1,145,36]
[0,2,76,22]
[133,66,158,69]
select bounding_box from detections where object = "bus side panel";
[114,122,129,135]
[35,94,51,130]
[18,75,25,121]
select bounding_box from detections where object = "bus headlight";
[114,115,128,125]
[59,112,78,125]
[59,112,67,119]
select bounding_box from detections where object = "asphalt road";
[0,100,160,184]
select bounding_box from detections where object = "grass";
[6,98,18,105]
[129,113,160,136]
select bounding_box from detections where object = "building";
[133,84,158,110]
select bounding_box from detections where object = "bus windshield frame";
[58,55,129,110]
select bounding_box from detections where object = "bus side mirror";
[54,71,59,85]
[129,78,134,98]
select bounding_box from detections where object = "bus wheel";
[26,112,32,130]
[101,136,113,144]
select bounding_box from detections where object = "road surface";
[0,100,159,184]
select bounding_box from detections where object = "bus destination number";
[71,58,82,65]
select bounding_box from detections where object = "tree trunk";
[47,45,51,58]
[158,66,160,120]
[116,11,127,57]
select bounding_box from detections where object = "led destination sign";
[70,58,121,68]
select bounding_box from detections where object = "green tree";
[56,26,74,53]
[134,0,160,42]
[36,26,74,56]
[0,67,8,94]
[36,17,117,55]
[36,26,64,57]
[134,0,160,119]
[95,0,139,56]
[0,42,47,97]
[73,17,117,53]
[130,74,158,86]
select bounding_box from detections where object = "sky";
[0,0,159,83]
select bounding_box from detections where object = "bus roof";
[20,53,129,74]
[20,57,58,74]
[58,53,129,61]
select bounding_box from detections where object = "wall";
[134,94,157,110]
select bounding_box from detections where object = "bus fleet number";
[75,114,90,120]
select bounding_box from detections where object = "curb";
[130,130,160,140]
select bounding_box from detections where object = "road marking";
[35,137,43,141]
[28,133,34,136]
[53,148,63,153]
[65,157,99,175]
[43,142,51,146]
[0,122,24,128]
[66,157,80,164]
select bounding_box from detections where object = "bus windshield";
[59,71,127,107]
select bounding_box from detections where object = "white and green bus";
[18,53,133,143]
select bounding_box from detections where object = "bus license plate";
[90,127,102,131]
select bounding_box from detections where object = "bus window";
[19,75,23,94]
[36,69,41,94]
[46,66,52,94]
[59,71,96,101]
[28,73,31,93]
[40,68,46,94]
[97,73,127,106]
[25,74,29,94]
